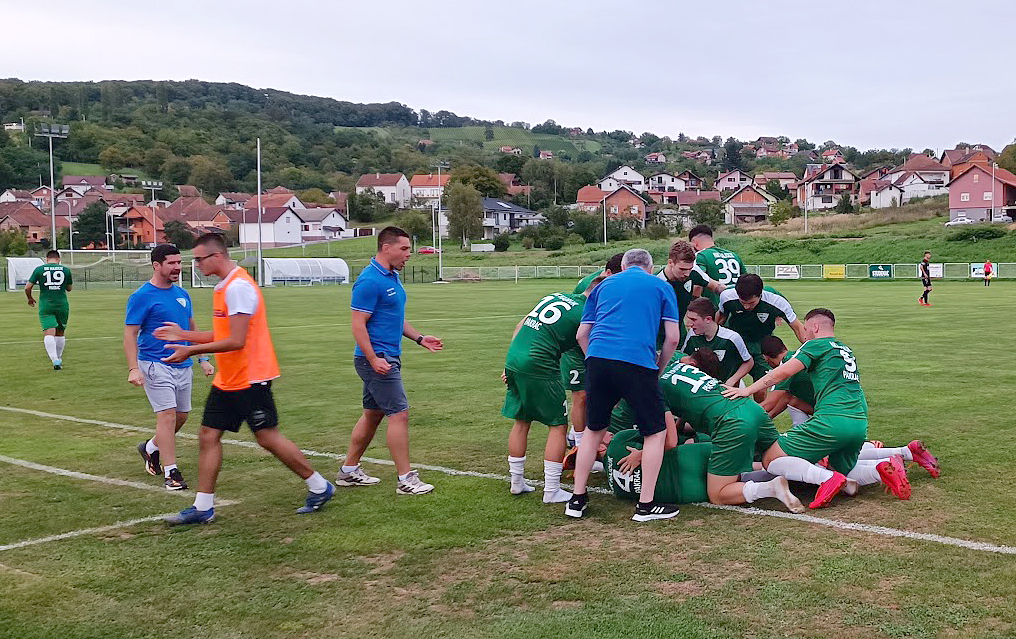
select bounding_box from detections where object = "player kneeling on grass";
[503,278,602,503]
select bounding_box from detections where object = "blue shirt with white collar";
[350,257,406,356]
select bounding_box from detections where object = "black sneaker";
[565,493,588,518]
[632,501,679,522]
[137,441,161,476]
[165,468,188,491]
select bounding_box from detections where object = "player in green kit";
[682,297,753,387]
[724,308,912,509]
[562,253,623,451]
[717,273,807,400]
[504,278,602,503]
[689,224,746,306]
[656,240,724,347]
[759,335,814,427]
[25,250,73,369]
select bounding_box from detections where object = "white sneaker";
[336,466,381,487]
[396,470,434,495]
[591,460,604,474]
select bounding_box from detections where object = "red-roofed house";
[499,146,522,155]
[947,164,1016,222]
[0,189,31,203]
[796,163,859,211]
[498,173,531,197]
[869,181,904,209]
[330,191,348,216]
[243,192,304,212]
[676,170,705,189]
[946,146,997,179]
[884,155,949,189]
[215,192,253,210]
[602,185,648,225]
[715,169,752,191]
[62,175,107,195]
[355,173,410,208]
[821,149,845,164]
[645,152,667,164]
[575,186,608,212]
[753,172,797,189]
[539,150,555,160]
[123,206,166,246]
[723,184,777,224]
[410,173,451,207]
[228,206,305,247]
[0,201,57,242]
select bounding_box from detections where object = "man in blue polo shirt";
[339,226,443,496]
[567,248,683,522]
[125,244,214,490]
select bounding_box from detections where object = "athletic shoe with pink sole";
[877,455,911,500]
[809,471,848,509]
[907,440,940,478]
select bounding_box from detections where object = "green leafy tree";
[492,232,510,252]
[161,156,191,185]
[997,144,1016,175]
[143,148,171,178]
[543,206,571,229]
[690,199,725,228]
[164,220,196,249]
[99,145,130,171]
[445,182,483,246]
[722,137,744,171]
[296,188,332,204]
[75,201,109,248]
[484,124,494,141]
[0,229,29,255]
[769,199,794,226]
[347,191,384,223]
[395,211,432,243]
[448,164,507,198]
[188,155,233,194]
[765,179,790,201]
[493,153,526,175]
[570,211,602,243]
[834,193,855,214]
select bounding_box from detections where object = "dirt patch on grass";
[360,550,405,575]
[279,568,340,585]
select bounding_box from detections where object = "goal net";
[6,257,44,291]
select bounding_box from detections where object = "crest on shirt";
[714,349,726,361]
[177,298,188,307]
[386,287,397,297]
[756,312,769,322]
[683,280,692,292]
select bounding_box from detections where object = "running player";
[25,250,72,369]
[723,308,910,508]
[717,273,807,400]
[657,240,724,346]
[682,297,753,387]
[919,251,932,305]
[504,278,601,503]
[689,224,746,305]
[563,253,623,450]
[158,233,334,525]
[983,259,992,287]
[126,244,215,490]
[759,335,814,427]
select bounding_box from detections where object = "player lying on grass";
[607,348,806,513]
[502,277,603,503]
[682,297,753,388]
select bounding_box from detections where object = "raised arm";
[722,357,805,399]
[789,319,809,344]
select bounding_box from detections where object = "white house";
[410,174,451,207]
[215,192,252,210]
[296,207,347,241]
[355,173,411,208]
[0,189,31,203]
[882,155,950,202]
[233,206,305,248]
[646,172,686,192]
[869,182,905,209]
[645,152,667,164]
[715,169,752,191]
[597,165,645,193]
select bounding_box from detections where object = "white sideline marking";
[0,453,181,493]
[0,514,182,552]
[3,405,1016,556]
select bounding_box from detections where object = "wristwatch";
[415,335,424,345]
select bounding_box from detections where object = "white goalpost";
[6,257,44,291]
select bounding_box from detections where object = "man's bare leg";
[384,410,411,477]
[345,409,384,467]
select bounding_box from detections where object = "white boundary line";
[0,454,180,493]
[0,514,183,552]
[3,405,1016,556]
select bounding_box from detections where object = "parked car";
[944,217,975,227]
[417,245,441,254]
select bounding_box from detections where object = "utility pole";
[34,123,69,249]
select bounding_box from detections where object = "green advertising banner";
[869,264,893,279]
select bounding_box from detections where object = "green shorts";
[559,349,585,391]
[501,369,568,426]
[39,305,69,331]
[605,429,711,504]
[707,403,780,477]
[778,414,868,474]
[748,350,770,382]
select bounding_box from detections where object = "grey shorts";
[354,354,409,416]
[140,361,193,413]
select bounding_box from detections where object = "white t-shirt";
[215,267,259,315]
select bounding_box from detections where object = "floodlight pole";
[142,181,163,246]
[602,199,607,245]
[34,124,68,249]
[60,200,74,265]
[256,137,264,286]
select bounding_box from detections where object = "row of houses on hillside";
[353,172,532,209]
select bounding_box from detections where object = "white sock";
[744,477,805,512]
[508,455,526,476]
[341,464,359,474]
[55,336,66,357]
[305,471,328,493]
[858,446,912,462]
[740,469,777,482]
[508,455,533,493]
[44,335,58,362]
[846,463,882,486]
[193,492,214,511]
[398,472,412,482]
[572,429,584,448]
[145,438,159,454]
[767,456,835,486]
[543,460,571,502]
[164,463,177,478]
[568,426,577,443]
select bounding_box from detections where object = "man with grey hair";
[566,248,684,522]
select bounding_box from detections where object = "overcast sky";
[5,0,1013,153]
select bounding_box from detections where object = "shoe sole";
[165,484,187,491]
[564,506,586,518]
[632,510,679,522]
[878,460,911,500]
[138,443,159,476]
[396,486,435,495]
[336,479,380,487]
[166,515,214,526]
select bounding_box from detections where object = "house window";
[984,191,993,201]
[973,174,979,183]
[822,196,833,203]
[302,224,310,231]
[610,206,618,214]
[286,216,291,222]
[960,193,970,202]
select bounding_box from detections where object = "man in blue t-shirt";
[124,244,214,490]
[338,226,443,496]
[566,248,684,523]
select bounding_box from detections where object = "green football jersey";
[718,285,796,348]
[659,360,746,436]
[505,292,585,379]
[573,269,604,294]
[695,246,745,304]
[790,337,867,418]
[29,264,72,309]
[656,265,709,345]
[773,351,816,406]
[681,326,751,382]
[604,429,710,504]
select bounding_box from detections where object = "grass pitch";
[1,280,1015,639]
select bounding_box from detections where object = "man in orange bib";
[157,233,334,525]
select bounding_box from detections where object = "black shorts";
[922,277,932,288]
[585,356,666,436]
[202,381,279,432]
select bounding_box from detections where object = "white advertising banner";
[775,265,800,279]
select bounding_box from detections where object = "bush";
[946,225,1008,241]
[565,233,585,246]
[492,232,510,252]
[395,211,432,243]
[644,223,670,240]
[753,238,793,254]
[522,237,534,249]
[542,234,566,250]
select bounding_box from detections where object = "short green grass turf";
[1,280,1015,639]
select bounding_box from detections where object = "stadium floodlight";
[34,123,69,250]
[141,181,163,247]
[256,138,264,286]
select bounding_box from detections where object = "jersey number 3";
[715,258,740,285]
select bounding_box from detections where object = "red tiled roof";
[160,196,227,223]
[576,185,608,204]
[356,173,406,188]
[62,175,106,188]
[948,164,1016,188]
[675,191,721,206]
[0,201,51,227]
[330,191,348,211]
[3,189,32,199]
[410,174,450,188]
[266,186,293,194]
[177,185,201,198]
[894,154,947,173]
[821,149,842,156]
[218,192,252,202]
[242,192,300,210]
[123,206,166,231]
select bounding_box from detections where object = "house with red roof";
[940,145,996,176]
[821,148,845,164]
[869,181,905,209]
[723,184,777,224]
[715,169,752,192]
[753,172,797,189]
[795,163,859,211]
[602,185,649,225]
[0,189,31,203]
[243,191,304,212]
[410,173,451,207]
[62,175,108,195]
[575,185,608,212]
[355,173,410,208]
[644,152,667,164]
[884,155,949,188]
[498,173,531,197]
[539,150,555,160]
[227,206,305,247]
[947,164,1016,222]
[0,201,60,242]
[597,166,646,193]
[123,205,167,246]
[647,172,686,192]
[676,170,705,189]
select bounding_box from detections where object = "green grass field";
[2,280,1015,638]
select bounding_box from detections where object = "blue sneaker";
[297,482,335,514]
[53,359,62,370]
[165,506,215,526]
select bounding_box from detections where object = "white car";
[945,217,975,227]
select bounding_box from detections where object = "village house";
[498,173,532,197]
[646,172,686,192]
[229,206,305,248]
[947,164,1016,223]
[753,172,797,190]
[215,192,253,210]
[410,173,451,207]
[796,163,859,211]
[539,150,555,160]
[602,185,648,226]
[62,175,107,195]
[723,184,777,224]
[715,169,752,191]
[0,201,59,242]
[821,149,845,164]
[676,170,705,189]
[355,173,411,208]
[869,182,905,209]
[597,165,646,193]
[297,206,348,242]
[644,152,667,164]
[575,185,608,212]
